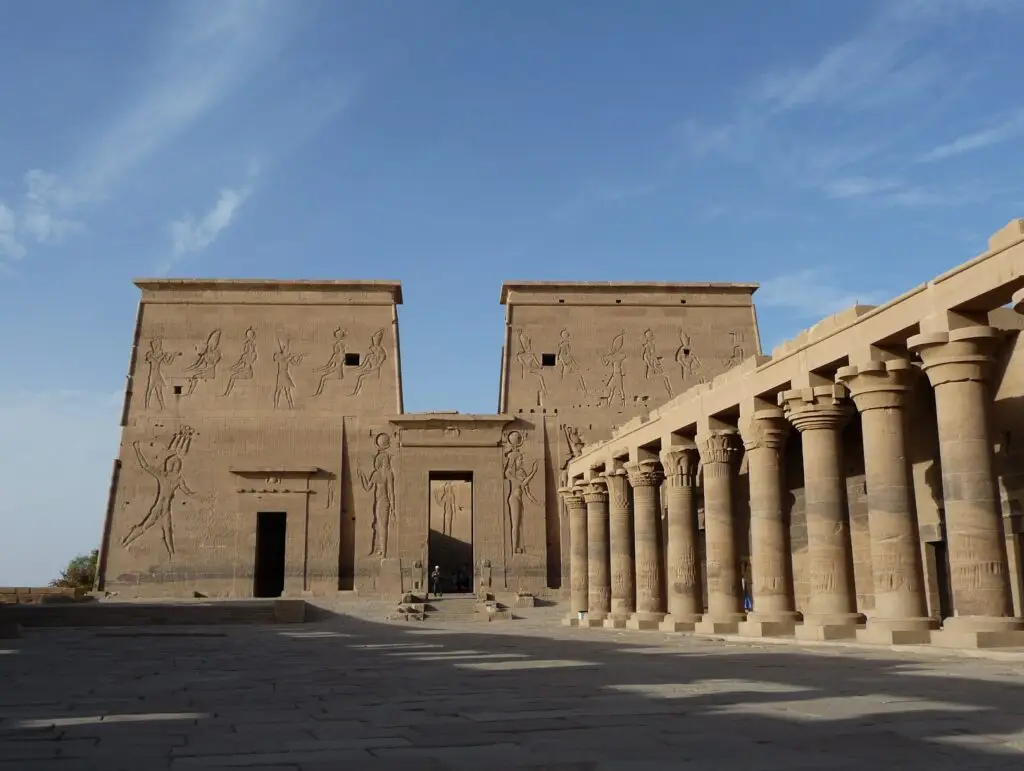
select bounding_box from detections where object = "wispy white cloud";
[918,110,1024,162]
[0,203,25,261]
[758,268,888,319]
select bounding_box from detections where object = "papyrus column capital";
[696,429,741,466]
[740,407,788,452]
[906,325,1000,386]
[625,460,664,488]
[836,358,916,412]
[780,384,852,433]
[559,486,587,512]
[660,446,699,488]
[583,477,609,505]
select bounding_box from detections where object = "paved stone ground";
[2,604,1024,770]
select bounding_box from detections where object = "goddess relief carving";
[312,327,347,397]
[503,429,539,555]
[143,338,181,410]
[351,328,388,396]
[514,329,546,395]
[359,433,396,557]
[600,331,627,407]
[184,329,222,396]
[222,327,258,397]
[273,339,306,409]
[122,425,209,558]
[641,328,672,397]
[674,330,705,385]
[556,329,587,393]
[434,481,457,536]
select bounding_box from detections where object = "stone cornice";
[835,359,916,412]
[739,408,788,452]
[625,460,664,488]
[696,429,741,466]
[906,325,1000,386]
[780,384,852,433]
[660,446,699,487]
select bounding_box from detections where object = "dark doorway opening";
[428,471,474,594]
[929,540,953,620]
[254,511,287,598]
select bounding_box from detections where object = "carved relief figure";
[312,327,347,396]
[641,328,672,397]
[359,433,396,557]
[514,329,546,394]
[674,330,705,384]
[563,424,585,466]
[143,338,181,410]
[273,339,306,409]
[222,327,258,397]
[434,481,457,536]
[122,426,207,558]
[600,331,627,407]
[503,430,540,555]
[184,330,222,396]
[722,329,746,369]
[556,329,587,393]
[350,328,388,396]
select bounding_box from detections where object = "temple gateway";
[97,219,1024,647]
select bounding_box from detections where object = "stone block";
[602,616,627,629]
[738,619,796,638]
[929,629,1024,649]
[626,615,664,631]
[795,623,857,641]
[658,616,696,633]
[513,593,536,608]
[561,615,581,627]
[855,626,932,645]
[272,600,307,624]
[694,620,739,635]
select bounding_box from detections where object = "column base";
[626,611,666,630]
[855,616,935,645]
[581,612,608,628]
[695,613,745,635]
[561,613,584,627]
[603,615,629,629]
[796,613,864,641]
[738,614,799,638]
[659,613,700,632]
[931,616,1024,648]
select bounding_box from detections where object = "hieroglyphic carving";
[600,331,627,407]
[556,329,587,393]
[359,433,396,557]
[434,481,456,536]
[222,327,258,397]
[143,338,181,410]
[351,328,388,396]
[273,339,306,409]
[722,329,746,369]
[641,329,672,397]
[674,330,705,385]
[122,426,208,558]
[312,327,347,397]
[184,330,222,396]
[503,429,539,555]
[514,329,546,395]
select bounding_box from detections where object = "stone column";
[625,460,666,629]
[659,444,702,632]
[583,478,611,626]
[781,384,863,640]
[695,429,745,634]
[908,325,1023,645]
[602,468,635,628]
[837,360,933,644]
[737,408,800,637]
[560,485,589,627]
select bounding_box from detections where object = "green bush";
[50,550,98,590]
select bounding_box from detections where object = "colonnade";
[561,323,1024,647]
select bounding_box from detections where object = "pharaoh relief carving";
[351,328,388,397]
[222,327,259,397]
[599,331,627,407]
[312,327,347,397]
[503,429,540,556]
[122,425,209,558]
[641,328,673,397]
[721,329,746,369]
[359,433,396,557]
[434,481,457,536]
[184,330,222,396]
[562,424,585,468]
[272,339,306,409]
[143,338,181,410]
[515,329,547,395]
[674,330,705,385]
[556,329,587,393]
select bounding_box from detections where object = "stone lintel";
[907,325,1001,385]
[625,460,664,488]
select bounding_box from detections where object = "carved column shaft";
[742,410,797,622]
[584,481,611,618]
[627,461,666,618]
[782,385,860,628]
[603,470,636,618]
[562,487,589,615]
[839,362,929,634]
[661,447,702,622]
[909,327,1017,628]
[698,430,744,622]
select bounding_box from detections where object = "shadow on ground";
[1,607,1023,770]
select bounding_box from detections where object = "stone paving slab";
[2,608,1024,769]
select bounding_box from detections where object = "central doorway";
[254,511,287,598]
[428,472,473,593]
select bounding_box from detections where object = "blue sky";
[2,0,1023,585]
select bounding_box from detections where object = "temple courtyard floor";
[2,603,1024,770]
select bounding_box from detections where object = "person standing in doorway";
[431,565,443,599]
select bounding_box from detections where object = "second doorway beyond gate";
[428,471,473,593]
